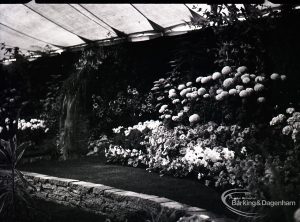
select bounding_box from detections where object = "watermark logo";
[221,189,296,218]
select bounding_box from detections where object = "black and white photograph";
[0,1,300,222]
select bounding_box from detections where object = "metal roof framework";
[0,1,286,61]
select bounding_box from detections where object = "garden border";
[23,171,231,222]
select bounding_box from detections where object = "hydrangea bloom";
[241,73,250,79]
[197,87,206,96]
[220,91,229,98]
[254,83,264,92]
[246,88,254,94]
[195,76,203,83]
[237,66,247,74]
[236,85,244,91]
[212,72,222,80]
[255,76,265,82]
[180,88,192,97]
[203,94,210,98]
[201,76,212,84]
[280,75,287,81]
[242,77,251,84]
[282,125,292,135]
[286,107,295,114]
[216,89,223,94]
[270,114,286,126]
[223,78,234,88]
[189,114,200,123]
[178,84,186,90]
[270,73,280,80]
[235,73,242,78]
[190,92,198,99]
[229,88,237,95]
[257,97,266,103]
[215,94,223,101]
[239,90,248,98]
[185,82,192,87]
[221,66,232,75]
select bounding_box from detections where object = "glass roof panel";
[80,4,154,34]
[25,3,117,41]
[0,23,60,53]
[133,4,193,28]
[0,4,84,47]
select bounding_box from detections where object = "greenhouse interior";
[1,1,300,222]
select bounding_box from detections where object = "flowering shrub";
[106,120,257,187]
[17,118,48,145]
[105,120,162,166]
[151,65,286,126]
[271,108,300,143]
[18,119,47,131]
[91,86,156,135]
[217,108,300,202]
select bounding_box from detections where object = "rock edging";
[23,171,230,222]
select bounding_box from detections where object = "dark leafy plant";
[0,136,36,222]
[190,4,287,72]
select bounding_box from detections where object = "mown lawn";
[20,156,231,217]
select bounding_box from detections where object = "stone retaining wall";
[23,172,228,222]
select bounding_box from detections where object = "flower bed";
[102,65,300,221]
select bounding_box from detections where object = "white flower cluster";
[183,144,234,171]
[18,118,48,132]
[269,114,286,126]
[154,65,286,123]
[105,145,147,166]
[113,120,162,136]
[112,126,124,133]
[270,108,300,143]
